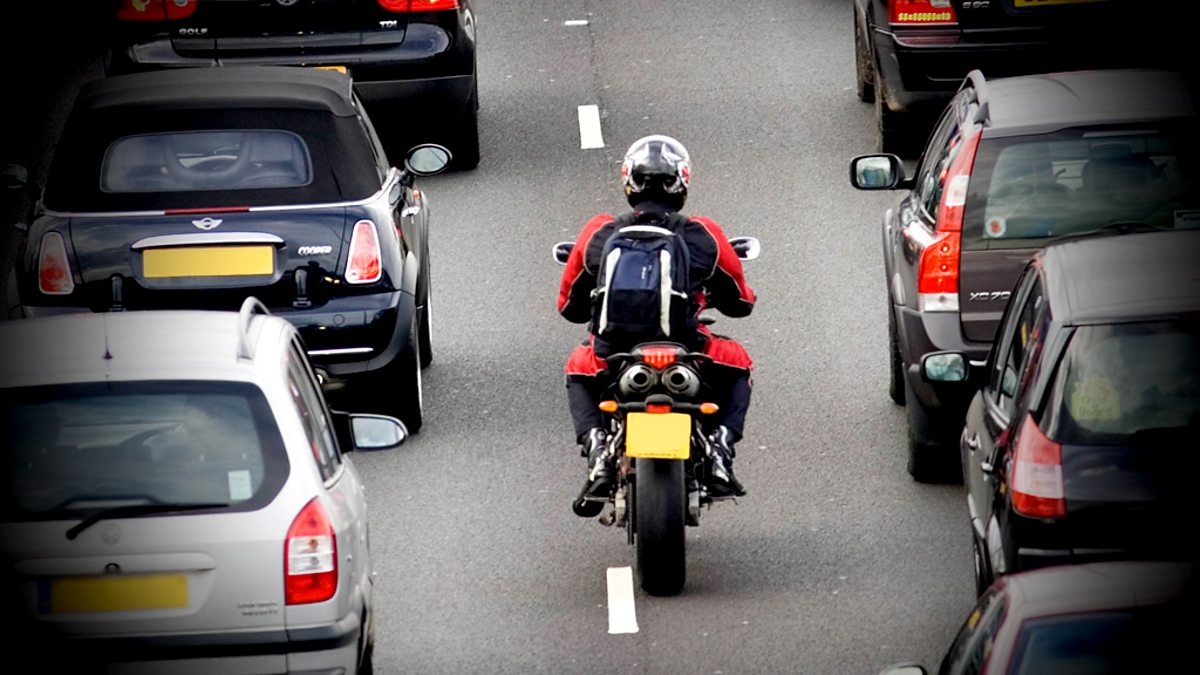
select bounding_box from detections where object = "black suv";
[849,68,1199,481]
[853,0,1174,155]
[921,229,1200,591]
[107,0,479,169]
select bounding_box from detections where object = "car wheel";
[362,309,424,433]
[356,609,375,675]
[854,8,875,104]
[972,534,993,598]
[887,301,905,406]
[875,93,912,157]
[448,84,480,171]
[904,378,949,483]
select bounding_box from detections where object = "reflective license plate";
[143,246,274,279]
[46,575,188,613]
[1013,0,1106,7]
[625,412,691,460]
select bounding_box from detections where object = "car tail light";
[345,220,382,285]
[285,498,338,605]
[889,0,958,26]
[917,128,981,312]
[1011,415,1066,519]
[377,0,460,12]
[640,346,677,369]
[118,0,196,21]
[38,232,74,296]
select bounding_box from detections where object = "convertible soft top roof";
[73,66,358,117]
[43,67,384,212]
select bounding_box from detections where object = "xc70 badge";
[969,291,1011,302]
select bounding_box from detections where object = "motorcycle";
[552,235,760,596]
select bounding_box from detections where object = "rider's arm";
[557,214,614,323]
[692,216,756,318]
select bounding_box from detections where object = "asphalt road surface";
[2,1,978,672]
[351,2,972,673]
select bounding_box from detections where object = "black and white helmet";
[621,135,691,208]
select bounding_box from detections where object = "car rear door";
[205,0,408,57]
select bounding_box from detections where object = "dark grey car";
[850,68,1199,481]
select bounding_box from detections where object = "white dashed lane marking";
[606,566,639,634]
[578,105,605,150]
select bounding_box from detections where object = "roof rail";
[237,296,271,362]
[965,69,990,125]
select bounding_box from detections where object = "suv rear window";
[1,381,289,521]
[1042,320,1200,446]
[964,125,1200,249]
[101,130,312,193]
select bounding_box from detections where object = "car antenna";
[102,313,113,360]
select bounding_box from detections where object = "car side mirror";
[922,351,969,383]
[403,144,452,177]
[729,236,761,261]
[1,164,29,192]
[331,411,409,451]
[552,241,574,265]
[849,154,905,190]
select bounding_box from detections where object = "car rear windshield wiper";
[65,502,230,540]
[1053,220,1170,245]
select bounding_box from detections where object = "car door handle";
[965,432,980,451]
[980,459,995,475]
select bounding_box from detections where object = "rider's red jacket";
[557,206,757,324]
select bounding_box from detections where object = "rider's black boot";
[572,428,614,517]
[707,425,747,498]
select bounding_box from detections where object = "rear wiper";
[1053,220,1169,245]
[65,502,229,540]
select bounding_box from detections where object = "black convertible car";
[6,66,446,431]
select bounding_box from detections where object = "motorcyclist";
[557,134,757,517]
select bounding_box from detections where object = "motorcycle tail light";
[640,346,677,369]
[38,232,75,296]
[646,404,672,414]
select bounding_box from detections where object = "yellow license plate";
[1013,0,1105,6]
[625,412,691,460]
[143,246,274,279]
[49,575,188,613]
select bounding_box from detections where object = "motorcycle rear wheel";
[634,458,687,596]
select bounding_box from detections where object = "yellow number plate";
[625,412,691,460]
[143,246,274,279]
[1013,0,1105,6]
[49,575,188,613]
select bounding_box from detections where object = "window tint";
[964,125,1200,248]
[285,346,340,481]
[939,589,1007,675]
[992,277,1047,414]
[102,130,313,193]
[1,381,288,519]
[1042,320,1200,445]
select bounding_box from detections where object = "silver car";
[0,298,406,674]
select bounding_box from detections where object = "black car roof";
[74,66,358,117]
[1039,229,1200,325]
[977,69,1195,135]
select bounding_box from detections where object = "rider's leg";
[565,341,615,516]
[700,335,753,497]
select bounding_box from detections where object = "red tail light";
[889,0,958,26]
[345,220,382,285]
[285,498,338,605]
[118,0,196,20]
[38,232,75,296]
[918,128,981,312]
[646,404,672,414]
[640,347,677,369]
[1011,415,1066,519]
[378,0,460,12]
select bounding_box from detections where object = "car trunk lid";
[205,0,408,56]
[958,246,1038,342]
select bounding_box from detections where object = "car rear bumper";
[896,304,990,436]
[277,290,416,381]
[1008,509,1190,573]
[871,27,1103,111]
[20,611,360,673]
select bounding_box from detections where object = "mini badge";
[193,217,223,231]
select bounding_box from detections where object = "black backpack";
[591,211,694,346]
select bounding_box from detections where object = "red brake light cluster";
[917,128,981,312]
[285,498,338,605]
[1011,415,1066,519]
[118,0,197,21]
[345,220,383,285]
[38,232,74,296]
[889,0,958,26]
[377,0,460,12]
[640,347,677,369]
